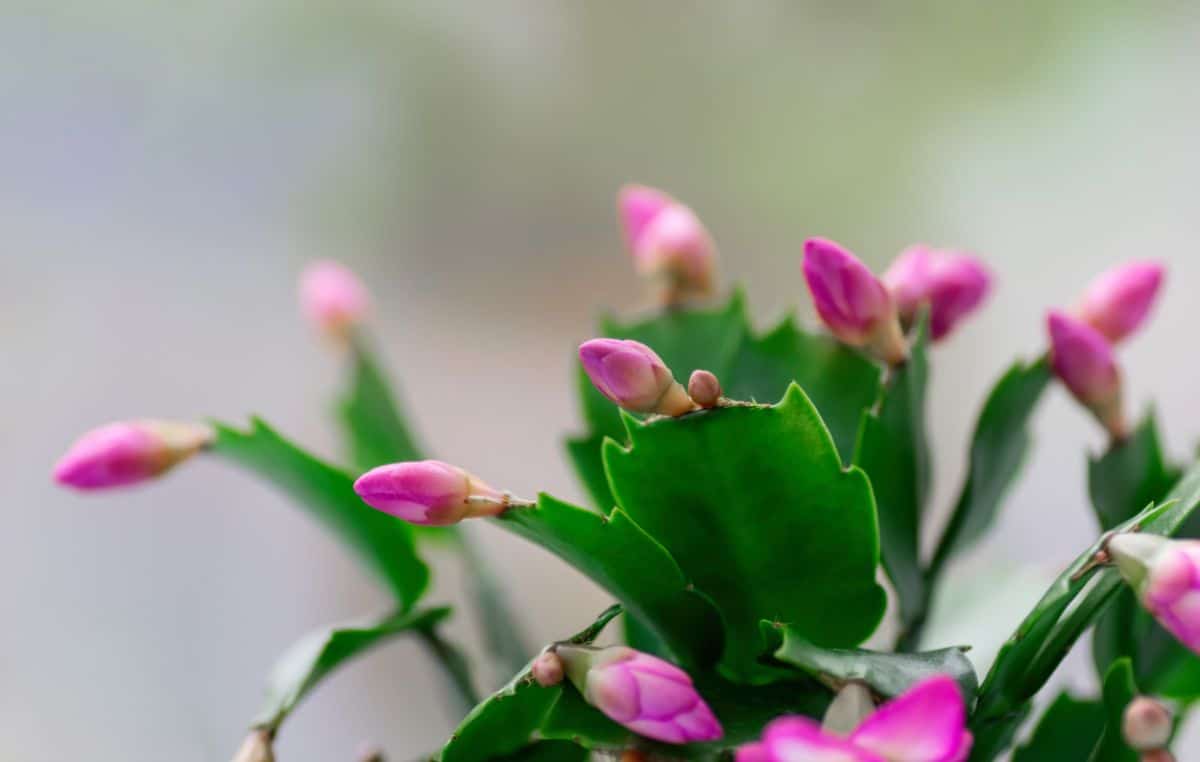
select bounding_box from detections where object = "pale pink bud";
[803,238,907,364]
[740,675,972,762]
[531,651,565,687]
[353,460,511,526]
[231,730,275,762]
[1122,696,1172,751]
[1047,311,1125,439]
[883,246,992,341]
[556,645,723,745]
[53,420,212,491]
[579,338,695,416]
[1077,260,1165,344]
[618,184,716,303]
[1108,533,1200,656]
[299,260,369,336]
[687,369,722,408]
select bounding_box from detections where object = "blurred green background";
[4,1,1200,759]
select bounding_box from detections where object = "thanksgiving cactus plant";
[55,184,1195,761]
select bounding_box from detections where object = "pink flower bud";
[1141,750,1176,762]
[53,420,212,491]
[299,260,369,336]
[1122,696,1172,751]
[739,675,972,762]
[1077,260,1165,344]
[579,338,695,416]
[555,645,723,745]
[618,185,716,303]
[883,246,992,342]
[803,238,907,364]
[687,369,722,408]
[1108,534,1200,656]
[1047,310,1125,439]
[531,651,565,687]
[353,460,511,526]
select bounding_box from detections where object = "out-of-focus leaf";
[726,316,880,464]
[1011,692,1105,762]
[492,741,588,761]
[932,357,1052,572]
[1089,414,1179,531]
[1088,658,1139,762]
[338,334,424,472]
[970,459,1200,759]
[765,622,976,701]
[254,607,450,732]
[853,315,930,635]
[603,384,887,680]
[496,494,723,668]
[211,418,428,608]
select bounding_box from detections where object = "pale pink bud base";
[556,645,723,745]
[532,651,565,687]
[1123,697,1172,751]
[232,729,275,762]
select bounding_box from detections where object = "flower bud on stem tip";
[687,370,722,408]
[299,259,370,338]
[1077,260,1165,344]
[531,650,565,687]
[579,338,696,416]
[1047,310,1127,441]
[1106,533,1200,655]
[354,460,532,527]
[618,184,717,306]
[231,729,274,762]
[802,238,908,365]
[53,420,213,491]
[555,645,722,744]
[1123,696,1172,751]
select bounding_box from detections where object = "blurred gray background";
[4,1,1200,759]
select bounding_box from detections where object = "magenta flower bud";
[1123,696,1172,751]
[299,259,370,336]
[1076,260,1165,344]
[803,237,907,365]
[531,651,565,687]
[739,675,972,762]
[687,369,722,409]
[883,246,992,342]
[555,645,723,745]
[1108,533,1200,656]
[1047,310,1126,439]
[353,460,514,526]
[618,184,716,303]
[53,420,212,491]
[579,338,695,416]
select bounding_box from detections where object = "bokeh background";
[5,1,1200,759]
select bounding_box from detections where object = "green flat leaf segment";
[1088,658,1139,762]
[1011,692,1105,762]
[603,383,887,679]
[211,418,429,608]
[254,607,450,732]
[852,315,931,634]
[972,457,1200,757]
[1088,413,1180,532]
[767,622,977,702]
[495,494,723,668]
[338,334,425,473]
[932,356,1052,574]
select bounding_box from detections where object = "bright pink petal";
[764,717,881,762]
[849,676,970,762]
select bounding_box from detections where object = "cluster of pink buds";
[802,238,992,364]
[553,644,723,745]
[1046,260,1165,441]
[354,460,530,526]
[737,675,972,762]
[298,259,370,338]
[1106,533,1200,656]
[53,420,213,491]
[618,185,717,305]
